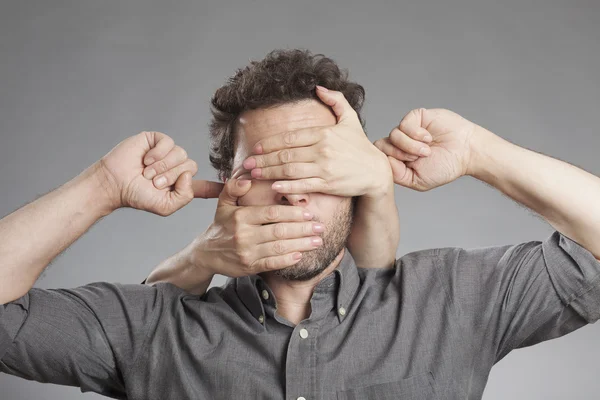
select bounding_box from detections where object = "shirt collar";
[233,248,360,330]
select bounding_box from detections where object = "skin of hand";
[188,177,328,277]
[98,130,223,215]
[144,176,326,290]
[373,108,477,191]
[240,86,400,270]
[244,86,393,198]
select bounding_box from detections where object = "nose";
[277,192,310,207]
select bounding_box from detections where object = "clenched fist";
[97,131,223,216]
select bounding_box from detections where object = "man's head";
[209,49,365,280]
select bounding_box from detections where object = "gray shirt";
[1,230,599,400]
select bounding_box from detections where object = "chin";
[273,199,354,281]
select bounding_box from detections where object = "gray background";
[1,0,598,399]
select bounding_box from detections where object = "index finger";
[242,205,314,225]
[253,126,323,155]
[192,180,224,199]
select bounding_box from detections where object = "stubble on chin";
[274,199,354,281]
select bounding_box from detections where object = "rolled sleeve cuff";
[0,293,29,361]
[543,230,600,323]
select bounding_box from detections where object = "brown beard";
[272,198,354,281]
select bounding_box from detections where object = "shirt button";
[258,314,264,323]
[299,328,309,339]
[261,289,269,300]
[338,306,346,316]
[297,397,306,400]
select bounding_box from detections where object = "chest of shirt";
[124,270,491,400]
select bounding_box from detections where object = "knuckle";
[232,230,245,246]
[273,223,286,239]
[283,131,297,146]
[263,257,277,270]
[265,206,279,221]
[233,209,245,224]
[321,160,333,175]
[320,145,333,159]
[304,222,314,235]
[272,241,286,255]
[398,119,409,132]
[283,163,295,178]
[301,180,313,192]
[178,146,188,159]
[278,149,291,163]
[155,160,169,173]
[238,251,252,267]
[322,127,334,137]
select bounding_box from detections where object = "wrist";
[82,162,121,217]
[465,125,505,181]
[90,160,122,214]
[365,154,395,199]
[187,235,216,279]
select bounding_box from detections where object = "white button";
[338,306,346,316]
[261,289,269,300]
[297,397,306,400]
[258,314,264,323]
[299,328,308,339]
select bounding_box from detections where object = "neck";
[260,248,345,326]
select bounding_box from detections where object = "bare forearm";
[468,126,600,259]
[347,185,400,269]
[144,238,215,295]
[0,162,115,304]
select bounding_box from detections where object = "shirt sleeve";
[439,230,600,364]
[0,281,164,399]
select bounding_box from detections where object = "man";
[1,50,599,400]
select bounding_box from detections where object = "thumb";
[315,85,360,125]
[167,171,195,210]
[217,178,252,207]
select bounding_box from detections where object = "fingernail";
[272,183,283,190]
[144,157,154,166]
[303,211,313,220]
[243,158,256,169]
[419,147,431,156]
[251,168,262,178]
[155,176,167,188]
[423,134,433,142]
[293,252,303,260]
[144,168,157,180]
[313,223,325,233]
[254,144,263,154]
[312,237,323,246]
[316,85,329,92]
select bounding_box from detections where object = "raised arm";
[0,162,114,304]
[0,131,207,304]
[0,131,211,396]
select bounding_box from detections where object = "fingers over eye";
[253,127,322,154]
[251,163,321,180]
[271,178,327,194]
[244,147,317,169]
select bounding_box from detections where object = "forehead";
[231,100,336,175]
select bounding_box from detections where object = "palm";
[390,109,476,192]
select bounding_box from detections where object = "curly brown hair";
[209,49,367,182]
